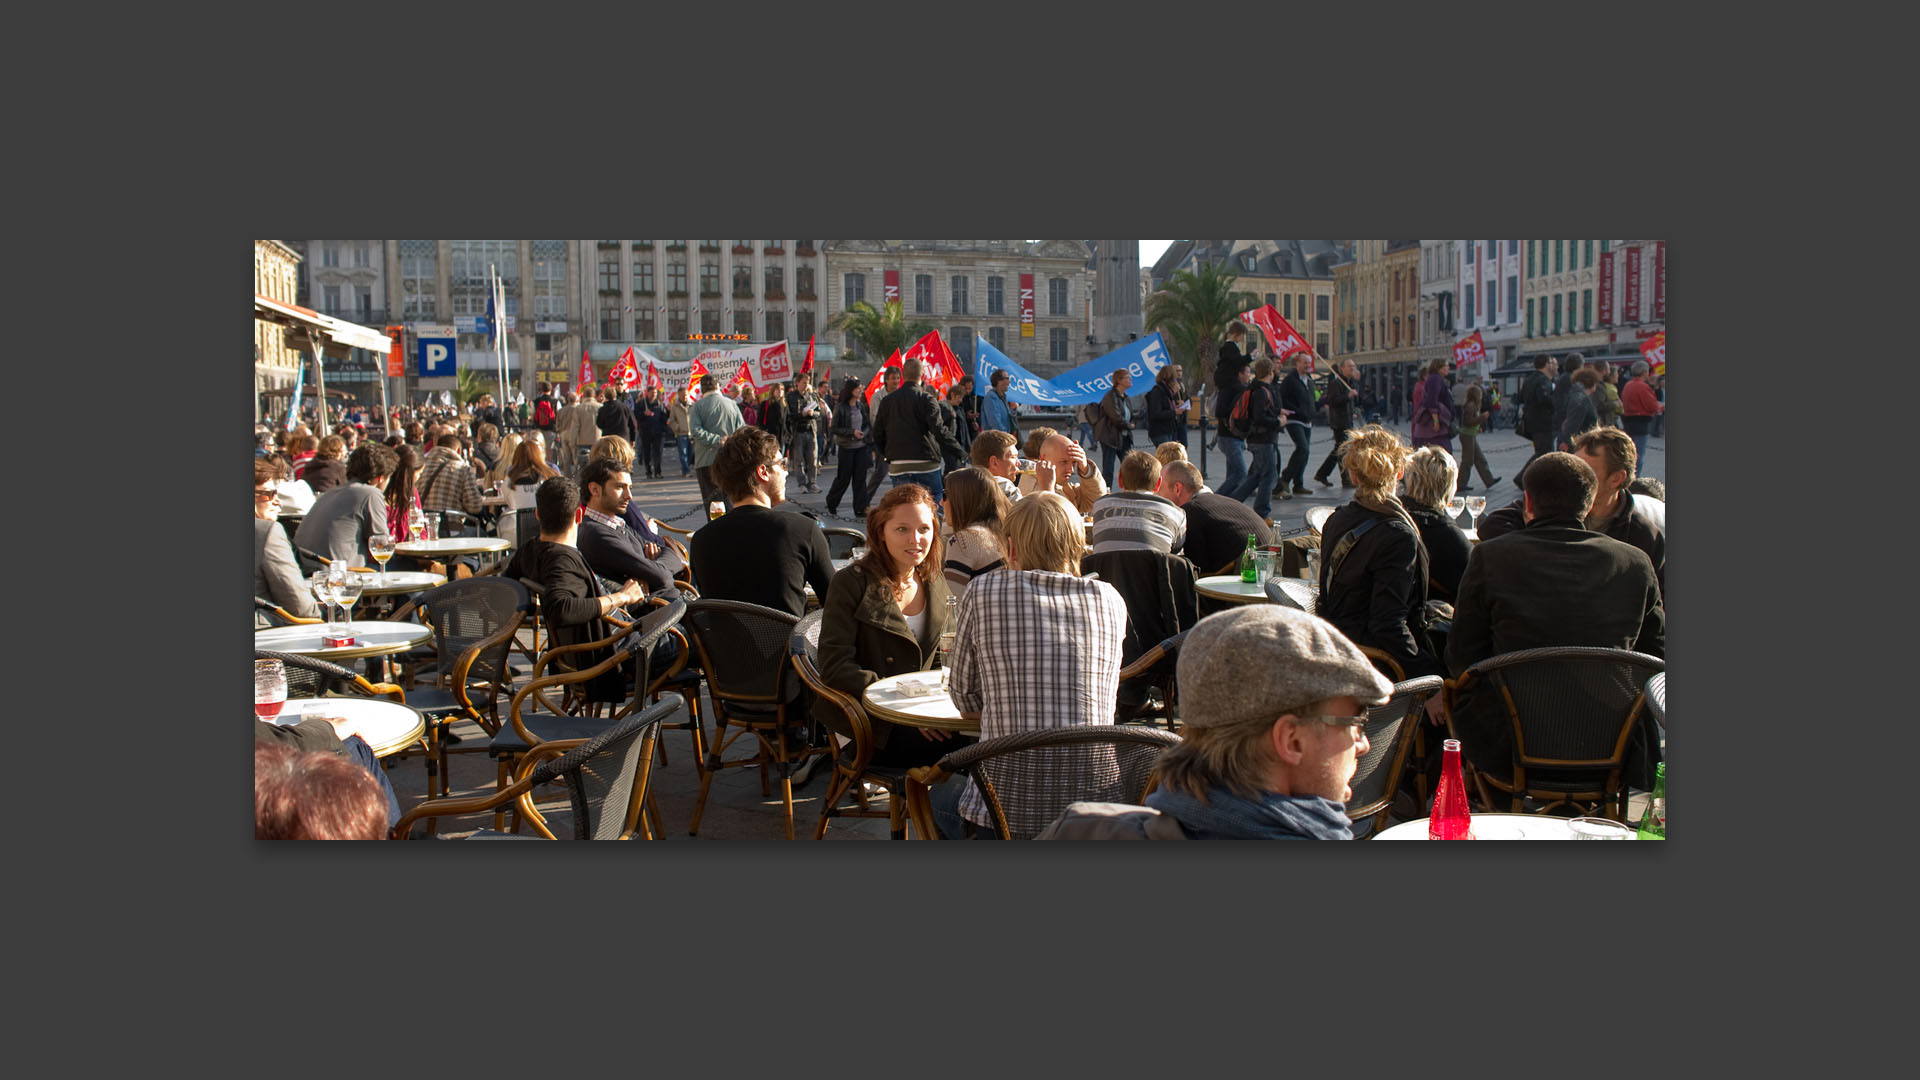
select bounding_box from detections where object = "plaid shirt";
[418,446,484,516]
[947,568,1128,834]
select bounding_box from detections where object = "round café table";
[1372,814,1632,840]
[1194,575,1269,605]
[862,672,979,735]
[255,620,433,662]
[396,536,511,559]
[264,697,426,759]
[358,570,445,597]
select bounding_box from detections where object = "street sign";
[418,337,457,377]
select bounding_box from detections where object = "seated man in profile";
[575,457,682,602]
[1436,452,1663,782]
[969,429,1024,504]
[1154,459,1270,576]
[1039,605,1393,840]
[296,443,396,566]
[1089,449,1186,557]
[1474,427,1665,597]
[1018,431,1108,514]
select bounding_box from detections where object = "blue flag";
[973,332,1175,407]
[284,355,306,431]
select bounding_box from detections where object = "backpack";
[534,398,556,428]
[1226,383,1261,439]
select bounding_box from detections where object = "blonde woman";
[485,433,522,488]
[1400,446,1473,602]
[1315,425,1440,677]
[1154,440,1189,468]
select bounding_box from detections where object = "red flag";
[1451,331,1487,368]
[578,348,595,389]
[864,350,902,406]
[819,364,830,391]
[645,359,663,394]
[685,356,710,400]
[606,346,640,388]
[1240,303,1314,369]
[800,335,815,376]
[1640,332,1665,375]
[903,330,965,395]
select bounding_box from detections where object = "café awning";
[254,294,392,356]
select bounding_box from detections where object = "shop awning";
[255,294,392,356]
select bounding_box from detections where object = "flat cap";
[1176,606,1393,728]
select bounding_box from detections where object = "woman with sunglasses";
[255,458,319,625]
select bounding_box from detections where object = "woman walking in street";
[1454,383,1501,493]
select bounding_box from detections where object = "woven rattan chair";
[903,726,1182,840]
[255,595,322,628]
[390,578,531,798]
[1305,504,1335,543]
[1263,576,1319,614]
[255,649,408,703]
[1645,672,1664,728]
[1440,646,1665,822]
[682,599,828,840]
[789,609,913,839]
[390,697,677,840]
[490,598,686,834]
[1114,630,1189,730]
[1348,675,1443,839]
[821,526,866,560]
[1358,646,1407,683]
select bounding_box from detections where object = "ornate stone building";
[255,239,302,421]
[1418,240,1458,372]
[1519,239,1666,368]
[283,240,393,404]
[823,240,1094,379]
[1147,240,1345,371]
[1455,240,1524,376]
[1334,240,1422,401]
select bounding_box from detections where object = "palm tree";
[1143,260,1261,389]
[826,298,934,372]
[455,367,499,406]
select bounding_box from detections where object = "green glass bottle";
[1239,533,1259,583]
[1637,762,1666,839]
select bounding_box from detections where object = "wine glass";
[408,504,426,541]
[1446,495,1467,524]
[255,658,288,722]
[310,571,337,633]
[938,595,959,689]
[333,574,364,638]
[1567,816,1634,840]
[1465,495,1487,526]
[368,533,395,586]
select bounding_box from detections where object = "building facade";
[1454,239,1524,377]
[283,240,393,406]
[1333,240,1422,404]
[823,240,1094,380]
[1519,239,1666,365]
[1417,240,1457,373]
[255,240,302,421]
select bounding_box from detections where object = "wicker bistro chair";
[1441,646,1665,822]
[1645,672,1665,729]
[255,649,408,704]
[391,697,678,840]
[903,726,1183,840]
[1264,576,1319,614]
[388,578,532,799]
[789,610,913,839]
[821,526,866,560]
[1113,630,1189,730]
[1348,675,1444,839]
[255,595,322,628]
[682,599,831,840]
[489,598,686,834]
[1305,505,1336,544]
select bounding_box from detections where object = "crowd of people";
[257,341,1666,840]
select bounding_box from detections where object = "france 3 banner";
[1640,331,1665,374]
[1452,331,1487,368]
[973,332,1174,407]
[1239,303,1313,369]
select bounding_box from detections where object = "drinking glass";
[310,572,337,633]
[333,575,364,637]
[1447,495,1467,522]
[1253,550,1275,588]
[368,534,395,586]
[408,505,426,541]
[255,659,288,722]
[1567,816,1635,840]
[1465,495,1487,525]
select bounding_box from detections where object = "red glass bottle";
[1428,738,1475,840]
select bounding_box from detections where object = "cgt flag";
[1452,331,1487,368]
[1241,303,1314,369]
[800,334,815,376]
[1640,331,1665,375]
[902,330,965,396]
[864,350,903,406]
[577,348,595,389]
[606,346,640,389]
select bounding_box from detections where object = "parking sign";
[418,337,457,377]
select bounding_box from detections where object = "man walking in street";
[1216,357,1280,520]
[862,366,903,506]
[1313,357,1360,489]
[872,357,965,506]
[1275,352,1316,499]
[688,374,745,511]
[786,373,826,494]
[1095,368,1136,491]
[1519,355,1558,472]
[1212,320,1257,498]
[1620,360,1664,470]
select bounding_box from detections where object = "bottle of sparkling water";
[1239,533,1259,583]
[1637,762,1666,839]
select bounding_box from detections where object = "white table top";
[264,697,426,759]
[357,570,445,596]
[1372,814,1632,840]
[255,620,433,660]
[396,536,511,556]
[862,672,976,732]
[1194,575,1269,603]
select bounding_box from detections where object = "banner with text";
[1624,245,1642,323]
[1640,331,1665,374]
[884,270,899,305]
[1653,241,1666,321]
[973,332,1173,407]
[1452,330,1487,368]
[1598,251,1614,327]
[1019,273,1035,337]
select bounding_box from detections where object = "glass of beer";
[368,533,395,586]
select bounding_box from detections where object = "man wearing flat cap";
[1039,605,1392,839]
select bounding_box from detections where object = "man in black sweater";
[871,357,965,507]
[575,457,682,599]
[688,426,835,617]
[1275,352,1317,498]
[1313,357,1360,489]
[1156,459,1271,577]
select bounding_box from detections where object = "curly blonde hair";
[1402,446,1459,511]
[1338,425,1412,500]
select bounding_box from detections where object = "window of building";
[667,262,687,294]
[950,327,973,362]
[797,309,815,341]
[1464,283,1475,329]
[1317,294,1330,321]
[599,259,618,291]
[1569,291,1579,331]
[1527,240,1535,278]
[668,304,688,339]
[1584,240,1594,268]
[795,266,814,297]
[356,286,373,321]
[323,244,339,268]
[845,333,863,361]
[1508,240,1518,256]
[1554,241,1563,274]
[400,240,436,318]
[530,240,566,317]
[1316,333,1329,358]
[844,273,866,307]
[767,311,784,341]
[988,326,1006,352]
[1526,298,1534,337]
[951,275,969,314]
[1552,294,1562,334]
[635,261,654,294]
[699,240,720,252]
[735,309,753,337]
[1283,294,1292,319]
[1601,240,1611,254]
[701,261,719,296]
[731,265,750,296]
[914,274,932,313]
[765,266,784,296]
[322,285,341,314]
[1583,289,1593,331]
[1049,327,1068,364]
[701,306,719,335]
[636,309,655,340]
[353,243,370,268]
[1345,329,1356,353]
[988,276,1005,314]
[1297,294,1306,320]
[601,296,622,339]
[1049,277,1068,315]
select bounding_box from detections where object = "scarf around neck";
[1144,784,1354,840]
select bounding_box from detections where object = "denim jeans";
[1280,423,1311,488]
[890,468,944,506]
[675,435,693,476]
[1100,436,1130,490]
[1221,441,1277,519]
[928,775,1002,840]
[1216,434,1248,495]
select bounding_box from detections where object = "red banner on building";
[1624,245,1642,323]
[1640,331,1665,374]
[1019,273,1035,337]
[1653,242,1666,321]
[1240,303,1312,366]
[884,270,899,305]
[385,326,405,378]
[1452,330,1487,368]
[1598,251,1614,327]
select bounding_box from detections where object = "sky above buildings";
[1139,240,1175,269]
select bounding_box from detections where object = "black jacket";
[1559,388,1598,445]
[1317,501,1439,677]
[1480,491,1665,597]
[1278,371,1316,426]
[1081,548,1199,671]
[1214,340,1254,420]
[1520,371,1554,432]
[871,382,964,467]
[576,515,681,600]
[1180,491,1272,577]
[1240,380,1281,444]
[1321,372,1354,429]
[1405,503,1472,602]
[1145,383,1182,438]
[814,562,948,751]
[1550,371,1577,435]
[596,399,637,443]
[506,538,631,702]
